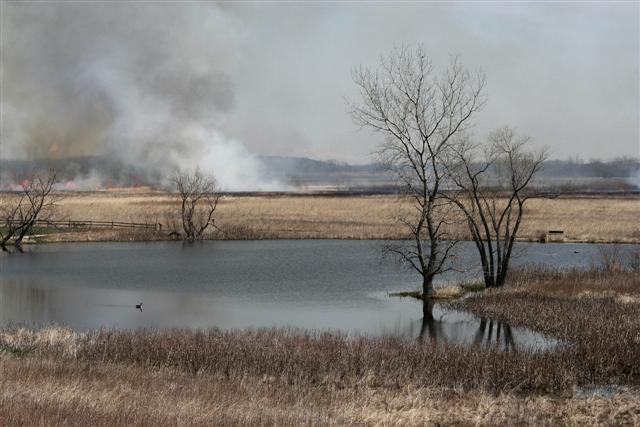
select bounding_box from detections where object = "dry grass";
[2,356,639,426]
[2,268,640,425]
[21,191,640,242]
[459,268,640,387]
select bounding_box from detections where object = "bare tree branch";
[171,168,220,242]
[350,45,486,297]
[1,169,60,252]
[445,127,548,287]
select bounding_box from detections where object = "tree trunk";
[422,274,435,298]
[483,269,495,288]
[495,262,509,287]
[495,271,507,287]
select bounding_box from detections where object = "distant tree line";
[538,157,638,178]
[2,155,637,192]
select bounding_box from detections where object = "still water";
[1,241,634,347]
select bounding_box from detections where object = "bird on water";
[136,302,143,312]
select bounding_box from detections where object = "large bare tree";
[1,170,59,252]
[446,127,547,288]
[350,45,486,297]
[172,168,220,242]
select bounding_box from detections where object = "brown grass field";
[2,266,640,425]
[23,191,640,243]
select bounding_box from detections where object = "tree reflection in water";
[473,317,517,351]
[419,300,517,351]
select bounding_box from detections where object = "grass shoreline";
[2,267,639,425]
[24,232,640,245]
[388,281,486,300]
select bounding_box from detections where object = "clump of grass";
[389,283,471,300]
[388,290,423,299]
[0,326,79,358]
[432,285,465,299]
[461,281,486,292]
[0,343,31,357]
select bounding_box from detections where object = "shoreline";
[22,233,640,245]
[2,267,639,425]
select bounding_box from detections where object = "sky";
[1,1,639,172]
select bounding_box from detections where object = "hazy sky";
[2,1,639,166]
[222,1,639,162]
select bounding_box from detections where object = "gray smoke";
[1,2,285,190]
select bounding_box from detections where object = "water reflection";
[473,318,517,351]
[0,278,557,351]
[419,300,440,343]
[1,240,618,348]
[415,300,557,352]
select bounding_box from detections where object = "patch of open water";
[1,240,635,350]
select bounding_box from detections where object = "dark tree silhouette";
[1,170,59,252]
[350,45,486,297]
[172,168,220,242]
[446,127,547,288]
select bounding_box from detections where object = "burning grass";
[17,191,640,243]
[1,267,640,424]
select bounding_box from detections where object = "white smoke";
[176,126,288,191]
[1,2,287,191]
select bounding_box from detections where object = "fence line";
[8,219,162,231]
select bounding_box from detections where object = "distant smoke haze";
[1,2,285,190]
[1,2,638,190]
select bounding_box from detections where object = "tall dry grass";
[1,326,578,393]
[3,355,638,426]
[39,192,640,242]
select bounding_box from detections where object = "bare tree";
[446,127,547,288]
[350,45,486,298]
[172,168,220,242]
[1,170,59,252]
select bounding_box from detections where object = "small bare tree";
[350,45,485,298]
[447,127,547,288]
[1,170,59,252]
[172,168,220,242]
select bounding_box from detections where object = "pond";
[1,240,635,348]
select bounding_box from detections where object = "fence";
[9,219,163,231]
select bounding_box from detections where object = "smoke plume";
[1,2,285,190]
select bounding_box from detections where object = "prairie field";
[36,191,640,243]
[2,267,639,425]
